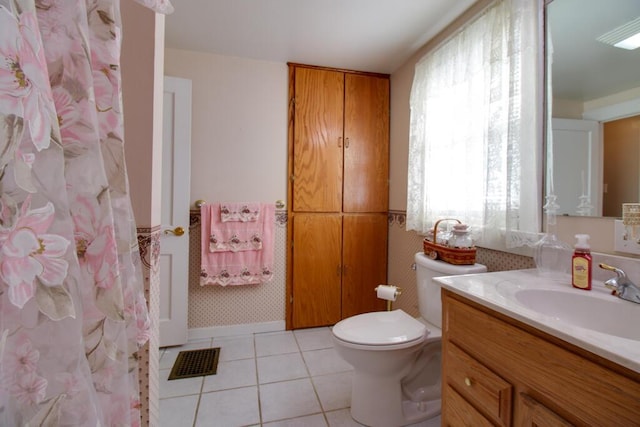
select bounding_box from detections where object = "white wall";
[164,49,289,334]
[164,49,288,207]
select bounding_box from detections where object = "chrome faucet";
[599,263,640,304]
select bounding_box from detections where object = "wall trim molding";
[583,97,640,122]
[388,210,407,227]
[188,320,286,339]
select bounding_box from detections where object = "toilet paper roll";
[376,285,397,301]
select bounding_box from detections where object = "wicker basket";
[423,218,476,265]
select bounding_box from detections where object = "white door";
[551,118,602,216]
[160,76,192,347]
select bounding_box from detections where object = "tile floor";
[159,327,441,427]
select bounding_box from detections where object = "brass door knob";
[164,226,185,236]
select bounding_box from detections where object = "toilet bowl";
[332,252,487,427]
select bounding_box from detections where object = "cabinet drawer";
[443,384,494,427]
[446,342,512,426]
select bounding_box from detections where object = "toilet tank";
[414,252,487,327]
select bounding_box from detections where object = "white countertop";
[435,268,640,374]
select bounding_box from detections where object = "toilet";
[332,252,487,427]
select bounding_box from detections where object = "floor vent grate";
[168,347,220,380]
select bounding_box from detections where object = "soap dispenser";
[571,234,592,290]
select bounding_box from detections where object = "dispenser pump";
[574,234,590,251]
[572,234,592,290]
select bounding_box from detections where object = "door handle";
[164,226,185,236]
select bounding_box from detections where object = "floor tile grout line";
[293,330,332,426]
[308,375,331,426]
[252,332,264,426]
[191,391,203,427]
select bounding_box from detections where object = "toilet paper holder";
[375,285,402,311]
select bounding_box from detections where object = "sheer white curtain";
[406,0,541,249]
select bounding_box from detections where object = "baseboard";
[188,320,286,340]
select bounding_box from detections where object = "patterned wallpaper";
[186,210,535,329]
[136,227,161,426]
[188,210,288,329]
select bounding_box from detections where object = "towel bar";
[196,199,285,209]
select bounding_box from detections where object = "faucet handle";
[598,263,629,279]
[599,262,623,274]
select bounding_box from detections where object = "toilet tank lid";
[414,252,487,275]
[332,309,427,346]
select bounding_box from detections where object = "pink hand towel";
[200,203,275,286]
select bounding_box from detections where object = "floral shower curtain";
[0,0,172,425]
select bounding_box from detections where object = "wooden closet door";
[292,213,342,328]
[341,214,388,318]
[292,68,344,212]
[343,74,389,213]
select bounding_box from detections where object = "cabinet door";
[292,213,342,328]
[293,68,344,212]
[342,214,388,318]
[343,73,389,213]
[519,393,573,426]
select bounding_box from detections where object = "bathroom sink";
[436,268,640,374]
[508,287,639,341]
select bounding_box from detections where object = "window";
[406,0,542,250]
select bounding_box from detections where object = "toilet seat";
[417,318,442,340]
[332,309,427,347]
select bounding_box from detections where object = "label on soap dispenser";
[572,256,591,289]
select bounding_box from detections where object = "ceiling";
[164,0,640,102]
[549,0,640,102]
[164,0,477,74]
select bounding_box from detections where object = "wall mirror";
[546,0,640,218]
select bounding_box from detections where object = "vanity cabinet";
[442,289,640,426]
[287,64,389,329]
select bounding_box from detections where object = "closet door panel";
[343,74,389,213]
[292,213,342,328]
[342,214,388,318]
[293,68,344,212]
